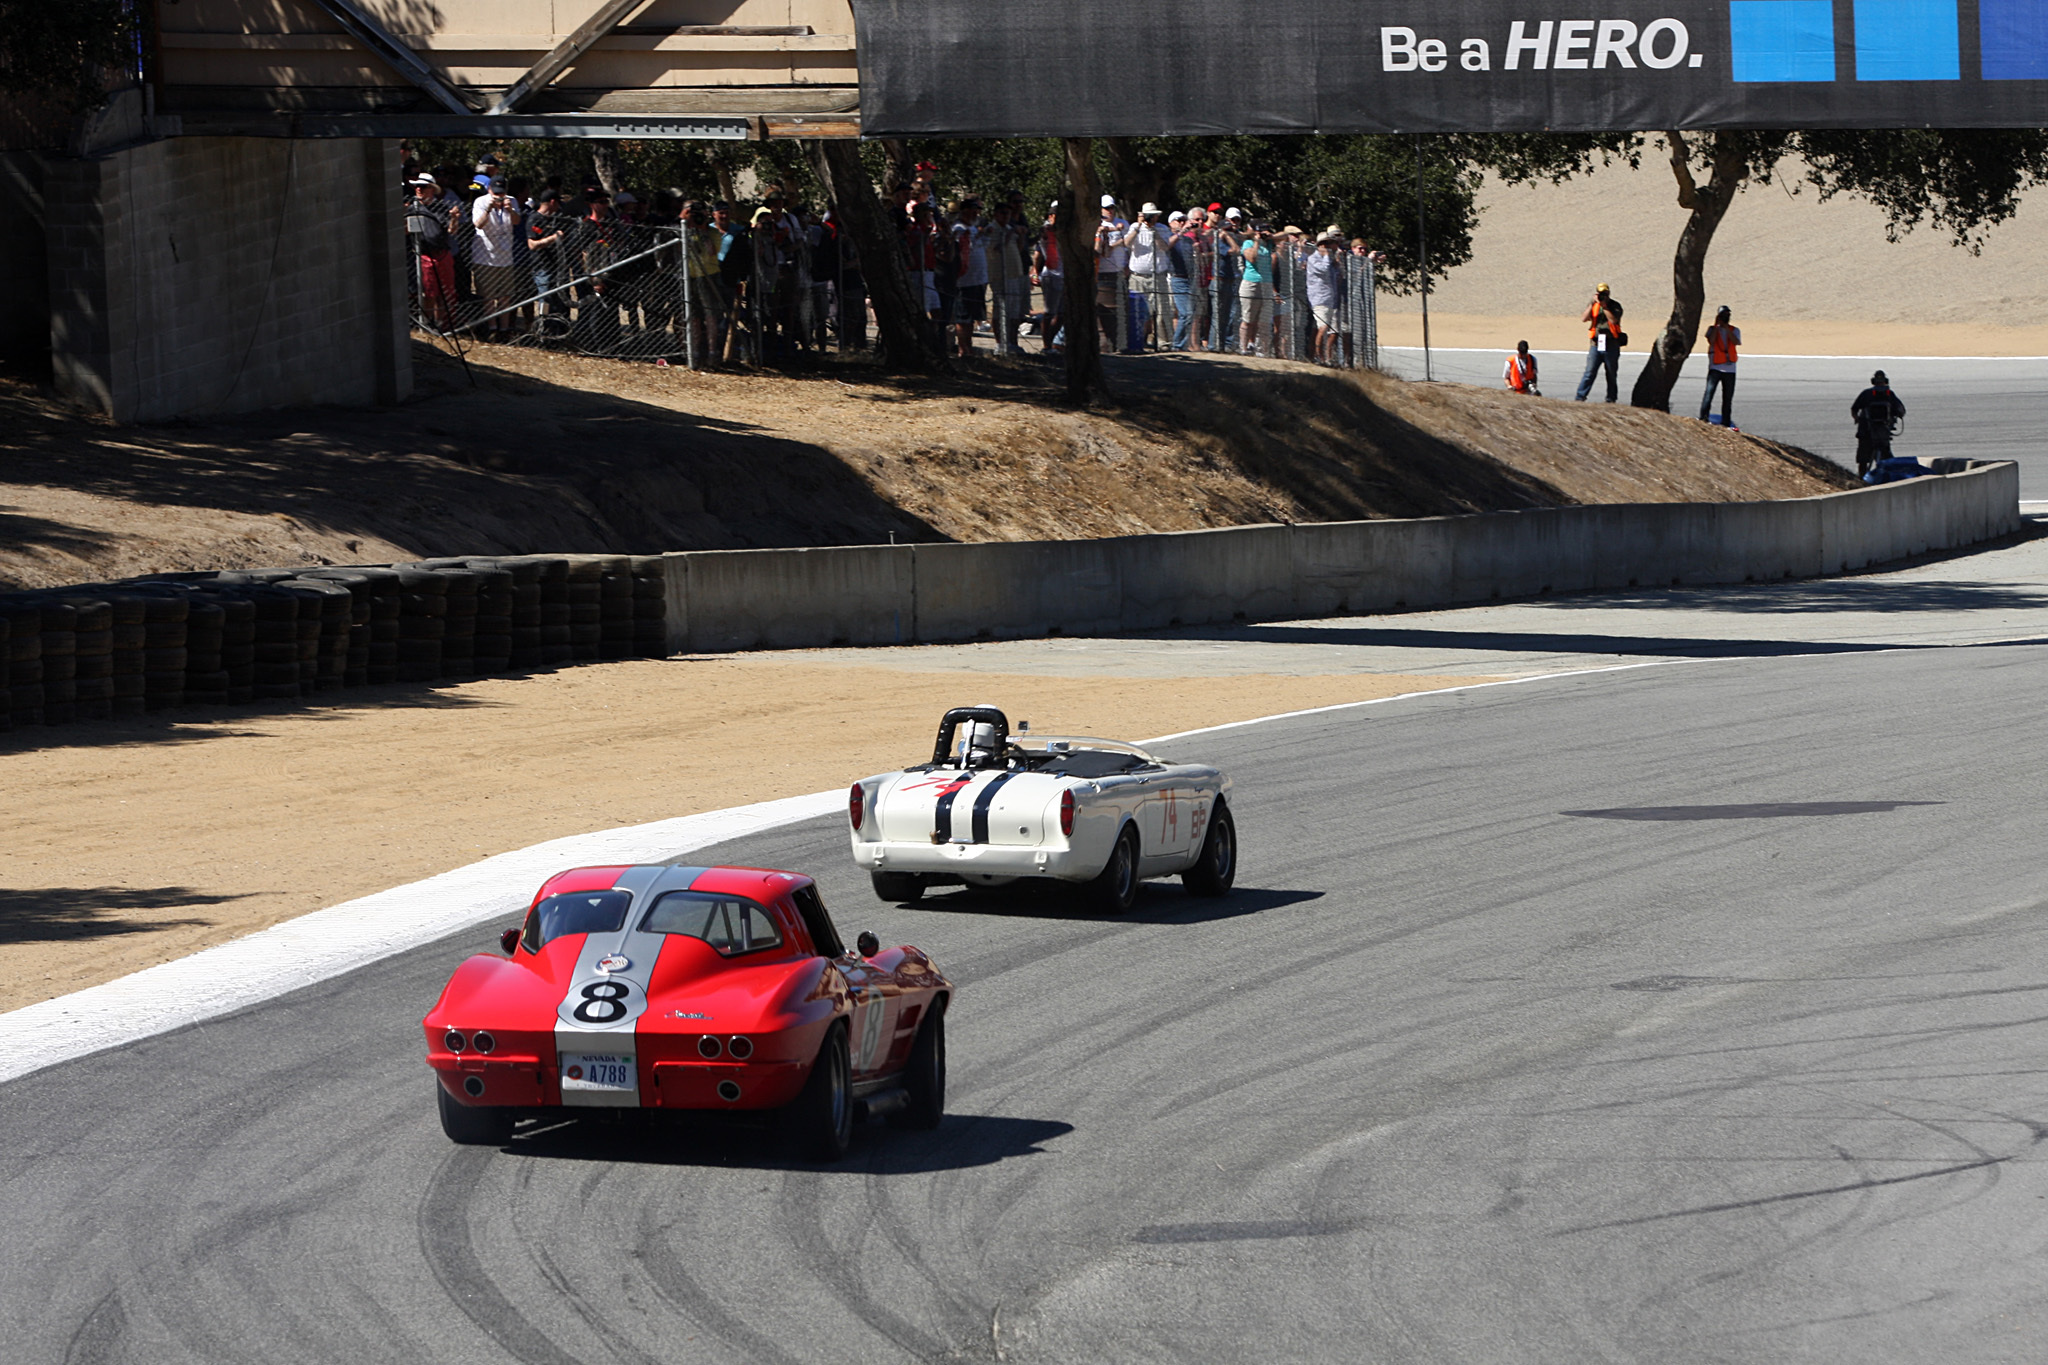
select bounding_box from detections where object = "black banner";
[851,0,2048,136]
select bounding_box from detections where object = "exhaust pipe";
[716,1080,742,1102]
[463,1075,486,1098]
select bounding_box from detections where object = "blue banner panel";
[851,0,2048,135]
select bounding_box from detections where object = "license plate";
[561,1053,636,1091]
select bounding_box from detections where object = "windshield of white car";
[1012,736,1162,777]
[639,890,785,957]
[528,889,632,950]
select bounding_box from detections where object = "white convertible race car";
[848,706,1236,912]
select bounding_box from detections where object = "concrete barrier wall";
[664,462,2021,655]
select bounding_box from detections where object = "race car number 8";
[573,979,632,1023]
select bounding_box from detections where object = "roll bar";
[930,706,1010,767]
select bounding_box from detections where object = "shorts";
[954,283,987,323]
[1311,304,1337,330]
[472,263,519,301]
[418,249,457,308]
[912,269,939,313]
[1238,285,1272,333]
[1095,273,1122,307]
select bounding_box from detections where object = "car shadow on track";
[889,884,1322,925]
[495,1112,1074,1174]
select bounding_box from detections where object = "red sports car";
[423,863,950,1160]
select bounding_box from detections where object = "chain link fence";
[406,200,1376,370]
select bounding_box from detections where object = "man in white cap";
[1123,202,1170,350]
[1095,194,1130,352]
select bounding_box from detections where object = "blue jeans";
[1575,341,1619,402]
[1169,277,1193,349]
[1700,369,1735,421]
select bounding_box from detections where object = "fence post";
[683,222,696,370]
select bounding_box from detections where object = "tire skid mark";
[527,1235,666,1365]
[630,1203,809,1365]
[416,1147,587,1365]
[62,1287,127,1365]
[775,1165,957,1360]
[861,1139,1003,1349]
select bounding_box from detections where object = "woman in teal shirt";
[1238,228,1275,357]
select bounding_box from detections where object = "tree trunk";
[708,150,738,206]
[590,140,623,196]
[1059,138,1110,407]
[881,138,912,191]
[1630,130,1749,410]
[805,138,949,374]
[1103,137,1170,217]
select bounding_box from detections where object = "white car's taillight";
[1059,789,1075,837]
[849,783,865,830]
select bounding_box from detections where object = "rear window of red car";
[639,891,785,957]
[524,889,632,951]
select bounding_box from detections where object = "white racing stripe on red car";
[0,792,837,1085]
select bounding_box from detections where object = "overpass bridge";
[155,0,864,141]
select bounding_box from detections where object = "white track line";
[0,790,837,1085]
[1380,345,2048,361]
[0,644,2026,1085]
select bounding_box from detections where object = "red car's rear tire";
[436,1080,514,1145]
[890,1002,946,1131]
[790,1023,853,1161]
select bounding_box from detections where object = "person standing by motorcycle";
[1851,369,1906,477]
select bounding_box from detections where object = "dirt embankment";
[0,343,1853,592]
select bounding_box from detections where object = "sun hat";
[407,174,437,187]
[1282,224,1304,235]
[1140,201,1161,215]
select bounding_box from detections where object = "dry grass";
[0,341,1851,591]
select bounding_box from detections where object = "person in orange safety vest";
[1504,340,1539,395]
[1699,304,1740,424]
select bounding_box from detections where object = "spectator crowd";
[399,151,1382,367]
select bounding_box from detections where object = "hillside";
[0,342,1852,592]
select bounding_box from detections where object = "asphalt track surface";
[8,635,2048,1362]
[1380,346,2048,499]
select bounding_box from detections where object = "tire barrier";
[0,550,672,738]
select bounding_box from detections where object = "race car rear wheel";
[1087,825,1142,914]
[1182,801,1237,898]
[436,1080,514,1146]
[790,1023,853,1161]
[890,1002,946,1131]
[871,871,925,903]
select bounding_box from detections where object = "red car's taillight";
[849,783,865,829]
[1059,789,1075,837]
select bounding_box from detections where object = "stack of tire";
[563,556,605,662]
[631,556,666,657]
[35,599,75,725]
[3,550,670,735]
[499,557,545,669]
[392,567,447,683]
[67,597,115,722]
[1,598,38,729]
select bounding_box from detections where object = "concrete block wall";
[43,136,409,420]
[662,463,2021,655]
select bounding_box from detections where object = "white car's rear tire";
[1087,825,1142,914]
[872,871,925,902]
[1182,802,1237,898]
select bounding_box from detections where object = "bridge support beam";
[42,135,410,422]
